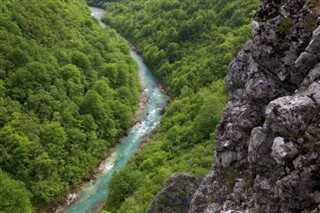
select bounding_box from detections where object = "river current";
[63,6,166,213]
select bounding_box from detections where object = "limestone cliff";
[150,0,320,212]
[148,173,202,213]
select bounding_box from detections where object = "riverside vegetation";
[86,0,259,212]
[0,0,140,212]
[0,0,260,212]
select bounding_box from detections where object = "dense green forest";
[0,0,140,211]
[88,0,259,212]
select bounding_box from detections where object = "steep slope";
[188,0,320,212]
[87,0,259,212]
[102,0,258,97]
[0,0,139,211]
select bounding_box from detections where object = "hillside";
[2,0,316,212]
[0,0,140,211]
[189,0,320,212]
[145,0,320,212]
[88,0,259,212]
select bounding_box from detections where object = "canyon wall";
[150,0,320,212]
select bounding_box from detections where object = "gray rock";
[189,0,320,211]
[252,20,260,36]
[299,64,320,91]
[265,95,317,137]
[293,155,306,170]
[271,137,298,164]
[227,59,248,90]
[148,173,201,213]
[204,203,221,213]
[156,1,320,212]
[312,191,320,203]
[220,151,237,168]
[248,127,266,164]
[291,52,318,85]
[245,71,287,101]
[301,80,320,106]
[271,137,287,164]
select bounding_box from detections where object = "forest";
[0,0,140,211]
[90,0,260,212]
[0,0,260,212]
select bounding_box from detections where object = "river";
[62,6,166,213]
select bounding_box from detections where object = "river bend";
[63,6,166,213]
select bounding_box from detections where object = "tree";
[0,124,33,180]
[102,0,257,211]
[70,51,93,78]
[0,0,141,208]
[106,168,143,212]
[100,63,118,88]
[0,169,32,213]
[5,48,29,69]
[40,122,67,158]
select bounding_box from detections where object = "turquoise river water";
[63,6,166,213]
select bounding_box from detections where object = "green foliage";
[95,0,258,212]
[279,17,293,34]
[0,0,140,208]
[104,82,227,212]
[103,0,257,98]
[0,169,32,213]
[106,168,144,212]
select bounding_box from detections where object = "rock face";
[148,173,201,213]
[189,0,320,212]
[150,0,320,212]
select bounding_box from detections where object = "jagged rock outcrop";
[148,173,201,213]
[150,0,320,212]
[189,0,320,212]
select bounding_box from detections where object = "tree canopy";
[0,0,140,208]
[0,169,32,213]
[92,0,259,211]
